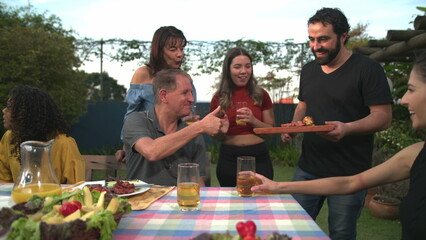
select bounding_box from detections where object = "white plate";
[112,180,151,197]
[72,180,106,190]
[72,180,151,197]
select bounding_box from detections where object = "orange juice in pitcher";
[12,140,61,204]
[12,183,61,203]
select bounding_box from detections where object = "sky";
[3,0,424,102]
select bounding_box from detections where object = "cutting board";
[128,186,175,210]
[254,125,335,134]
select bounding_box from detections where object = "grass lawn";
[210,163,402,240]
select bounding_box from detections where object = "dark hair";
[413,50,426,83]
[217,47,263,109]
[147,26,187,75]
[152,69,192,104]
[8,85,70,157]
[308,8,350,44]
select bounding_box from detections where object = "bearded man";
[281,7,393,240]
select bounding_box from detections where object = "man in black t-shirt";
[282,8,393,240]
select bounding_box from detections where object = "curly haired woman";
[0,85,85,184]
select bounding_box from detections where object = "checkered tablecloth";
[0,184,329,240]
[0,183,13,209]
[114,187,330,240]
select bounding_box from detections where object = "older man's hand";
[198,106,226,136]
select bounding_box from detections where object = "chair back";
[83,155,126,181]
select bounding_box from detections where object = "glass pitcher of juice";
[12,140,61,204]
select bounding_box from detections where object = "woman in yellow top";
[0,85,85,184]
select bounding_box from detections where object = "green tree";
[0,3,88,134]
[347,23,371,50]
[82,71,126,102]
[77,38,312,102]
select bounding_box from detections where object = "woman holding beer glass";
[209,47,275,187]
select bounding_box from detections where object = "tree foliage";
[73,23,373,102]
[82,71,126,102]
[347,23,371,50]
[76,38,314,102]
[0,3,87,133]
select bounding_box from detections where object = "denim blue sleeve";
[124,83,155,119]
[123,81,196,120]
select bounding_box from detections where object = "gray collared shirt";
[123,109,206,185]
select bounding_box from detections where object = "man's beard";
[312,40,341,65]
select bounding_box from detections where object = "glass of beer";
[177,163,200,211]
[236,156,256,197]
[185,105,197,125]
[236,102,247,125]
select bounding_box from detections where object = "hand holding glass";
[236,156,256,197]
[236,102,247,126]
[185,105,197,125]
[177,163,200,211]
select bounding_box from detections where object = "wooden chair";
[83,155,126,181]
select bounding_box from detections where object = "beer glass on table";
[177,163,200,211]
[236,156,256,197]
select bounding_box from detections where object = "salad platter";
[0,183,132,240]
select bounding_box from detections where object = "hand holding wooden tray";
[253,125,335,134]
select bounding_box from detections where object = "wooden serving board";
[254,125,335,134]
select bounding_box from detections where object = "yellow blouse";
[0,130,85,184]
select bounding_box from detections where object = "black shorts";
[216,142,273,187]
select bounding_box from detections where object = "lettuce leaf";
[42,191,78,213]
[0,207,26,228]
[7,217,40,240]
[12,195,43,215]
[117,198,131,214]
[86,210,117,240]
[91,190,101,204]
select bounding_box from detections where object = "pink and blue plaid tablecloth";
[0,184,329,240]
[114,187,330,240]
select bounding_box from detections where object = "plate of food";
[107,180,151,197]
[73,179,151,197]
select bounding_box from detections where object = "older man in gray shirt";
[123,69,228,186]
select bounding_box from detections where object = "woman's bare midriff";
[223,134,264,146]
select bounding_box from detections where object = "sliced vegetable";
[236,220,257,239]
[80,211,95,221]
[106,198,119,214]
[96,191,107,208]
[64,209,81,222]
[42,191,78,213]
[246,220,256,236]
[236,221,248,237]
[83,186,93,206]
[59,201,81,217]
